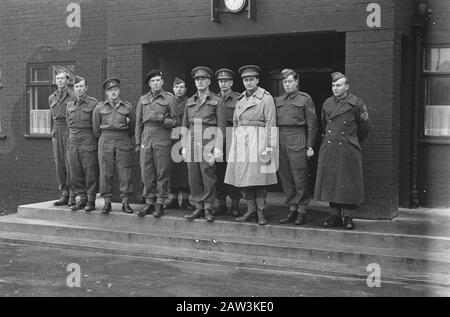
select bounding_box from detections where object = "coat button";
[339,142,342,145]
[328,120,332,123]
[327,141,331,144]
[341,132,344,135]
[328,130,331,133]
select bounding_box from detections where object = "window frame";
[421,45,450,141]
[25,62,75,136]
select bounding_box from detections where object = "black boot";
[70,199,87,211]
[294,213,307,225]
[215,202,227,216]
[323,215,343,227]
[84,201,96,212]
[122,202,133,214]
[236,210,256,222]
[102,202,112,215]
[278,210,297,224]
[180,199,195,211]
[68,195,77,207]
[344,216,355,230]
[230,200,240,217]
[205,209,215,222]
[53,195,69,206]
[185,208,204,221]
[257,208,268,226]
[138,204,154,217]
[153,203,164,218]
[164,198,179,209]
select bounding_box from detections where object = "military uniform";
[135,87,174,207]
[49,86,75,203]
[182,67,226,216]
[66,93,99,209]
[275,89,318,213]
[314,72,370,229]
[92,78,135,206]
[215,69,242,215]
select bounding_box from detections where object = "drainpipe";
[409,2,431,208]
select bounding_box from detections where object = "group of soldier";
[49,64,369,230]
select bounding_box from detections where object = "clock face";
[224,0,247,13]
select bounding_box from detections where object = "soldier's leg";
[67,142,87,200]
[216,161,228,207]
[80,142,99,203]
[278,141,298,211]
[98,136,115,203]
[287,146,309,213]
[154,139,171,206]
[236,187,256,222]
[140,137,156,205]
[53,124,69,197]
[187,161,204,210]
[255,186,268,225]
[116,138,134,203]
[200,161,217,211]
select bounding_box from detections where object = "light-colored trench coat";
[224,87,278,187]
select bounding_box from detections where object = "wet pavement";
[0,242,448,297]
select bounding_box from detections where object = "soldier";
[92,77,135,214]
[275,69,318,225]
[314,72,370,230]
[66,76,99,211]
[50,69,76,206]
[214,68,242,217]
[163,77,195,211]
[182,66,226,222]
[135,70,174,218]
[224,65,278,225]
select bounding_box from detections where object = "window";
[26,63,74,135]
[423,48,450,137]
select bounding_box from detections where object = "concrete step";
[1,213,449,277]
[17,201,450,253]
[0,231,449,288]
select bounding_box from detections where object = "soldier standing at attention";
[50,70,76,207]
[314,72,370,230]
[92,78,135,214]
[275,69,318,225]
[135,70,174,218]
[182,66,226,223]
[66,76,99,211]
[224,65,278,226]
[214,68,242,217]
[163,77,195,211]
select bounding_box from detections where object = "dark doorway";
[143,32,346,192]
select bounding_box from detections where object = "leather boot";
[164,198,179,209]
[185,208,204,221]
[215,201,227,216]
[70,199,87,211]
[84,201,96,212]
[323,215,343,227]
[257,208,268,225]
[153,203,164,218]
[53,195,69,206]
[138,204,154,217]
[344,216,355,230]
[102,202,112,215]
[205,209,215,222]
[237,200,256,222]
[278,209,297,224]
[180,199,195,211]
[294,213,307,225]
[68,194,77,207]
[122,202,133,214]
[230,200,240,217]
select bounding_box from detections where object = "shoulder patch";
[298,91,311,98]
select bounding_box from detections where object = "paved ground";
[1,242,448,297]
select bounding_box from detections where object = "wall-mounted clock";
[224,0,247,13]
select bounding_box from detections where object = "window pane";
[425,77,450,136]
[29,86,51,110]
[30,66,50,83]
[424,48,450,72]
[30,110,51,135]
[426,77,450,106]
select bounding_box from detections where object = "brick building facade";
[0,0,448,218]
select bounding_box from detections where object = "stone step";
[0,231,449,289]
[1,214,449,276]
[17,201,450,253]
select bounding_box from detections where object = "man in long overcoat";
[314,72,370,230]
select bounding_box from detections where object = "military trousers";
[67,131,99,202]
[278,127,310,207]
[186,141,217,210]
[98,131,134,202]
[216,161,242,203]
[140,127,171,205]
[52,121,73,197]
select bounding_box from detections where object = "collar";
[104,99,125,108]
[284,90,299,100]
[194,90,211,101]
